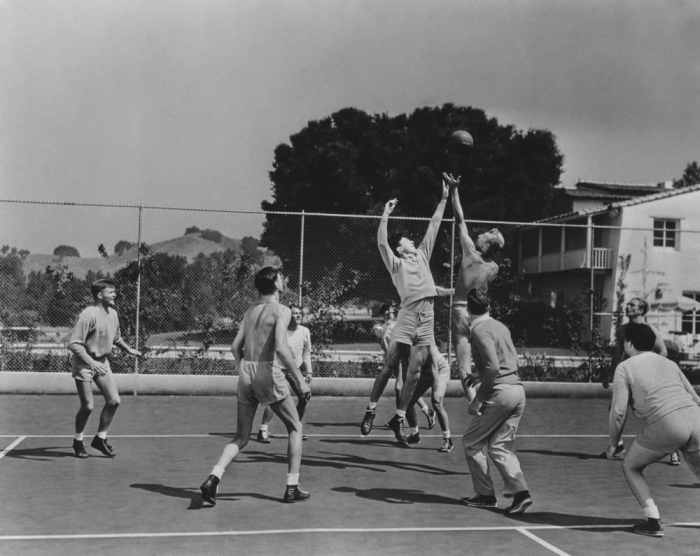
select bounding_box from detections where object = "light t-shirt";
[287,325,312,372]
[68,304,121,365]
[611,351,700,427]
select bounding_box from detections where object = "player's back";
[455,252,498,300]
[241,301,283,362]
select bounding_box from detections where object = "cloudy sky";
[1,0,699,255]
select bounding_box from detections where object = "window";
[682,291,700,334]
[653,218,679,248]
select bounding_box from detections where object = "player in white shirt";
[257,305,313,442]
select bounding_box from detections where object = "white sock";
[74,433,84,441]
[211,465,225,480]
[411,426,419,434]
[259,424,268,433]
[643,499,660,520]
[368,402,377,411]
[286,473,299,486]
[443,430,451,439]
[396,409,406,419]
[97,431,108,439]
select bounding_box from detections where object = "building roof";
[537,183,700,223]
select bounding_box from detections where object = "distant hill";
[21,232,277,278]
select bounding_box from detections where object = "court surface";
[1,395,698,556]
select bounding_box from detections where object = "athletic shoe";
[387,414,408,446]
[257,430,271,443]
[425,408,436,430]
[283,485,311,503]
[406,431,421,444]
[461,494,497,508]
[200,474,220,506]
[91,436,115,457]
[72,439,89,459]
[669,452,681,466]
[360,410,376,436]
[438,438,454,453]
[631,518,664,537]
[614,442,625,457]
[504,490,533,515]
[302,434,309,441]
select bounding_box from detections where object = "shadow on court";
[505,511,638,531]
[519,448,609,460]
[5,445,114,461]
[669,482,700,489]
[333,486,463,506]
[130,483,281,509]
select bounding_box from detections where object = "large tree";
[261,104,563,301]
[674,161,700,188]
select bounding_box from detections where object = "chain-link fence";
[2,199,700,381]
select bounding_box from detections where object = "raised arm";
[419,179,449,258]
[377,198,399,272]
[446,173,477,256]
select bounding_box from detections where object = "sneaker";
[505,490,533,515]
[387,414,408,446]
[91,436,115,457]
[631,518,664,538]
[257,430,271,443]
[669,452,681,466]
[302,434,310,441]
[406,431,421,444]
[283,485,311,503]
[72,439,89,459]
[614,443,626,457]
[425,408,436,430]
[200,474,220,506]
[360,410,376,436]
[462,494,497,508]
[438,438,454,453]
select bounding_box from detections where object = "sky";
[1,0,699,255]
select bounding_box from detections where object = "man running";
[361,180,449,444]
[257,305,313,443]
[442,172,504,392]
[605,322,700,537]
[68,279,141,458]
[200,267,310,505]
[461,289,532,515]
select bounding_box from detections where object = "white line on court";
[0,436,26,459]
[0,523,642,541]
[516,527,571,556]
[0,433,636,439]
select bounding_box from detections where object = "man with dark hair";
[200,267,311,505]
[360,180,449,445]
[602,297,670,460]
[605,322,700,537]
[257,305,313,442]
[461,289,532,514]
[68,279,141,458]
[442,173,504,396]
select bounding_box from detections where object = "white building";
[518,181,700,352]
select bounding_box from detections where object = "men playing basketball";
[200,267,310,505]
[361,179,449,445]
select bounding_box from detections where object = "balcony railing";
[521,247,612,273]
[591,247,611,269]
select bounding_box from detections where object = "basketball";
[449,129,474,149]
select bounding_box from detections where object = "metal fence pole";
[447,218,456,365]
[133,205,143,395]
[298,210,305,305]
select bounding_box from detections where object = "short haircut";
[624,322,656,351]
[627,297,649,316]
[466,288,490,316]
[254,266,281,295]
[388,231,406,253]
[91,279,116,300]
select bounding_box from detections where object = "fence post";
[133,205,143,396]
[447,218,456,365]
[298,210,305,305]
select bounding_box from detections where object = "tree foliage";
[114,240,134,256]
[674,161,700,188]
[261,104,564,299]
[53,245,80,257]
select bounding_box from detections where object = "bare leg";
[622,440,667,516]
[455,333,472,380]
[93,373,121,435]
[370,341,407,403]
[270,396,303,475]
[261,406,274,426]
[211,400,258,475]
[432,395,449,432]
[397,345,430,412]
[74,379,94,434]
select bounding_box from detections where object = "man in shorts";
[605,322,700,537]
[442,172,504,395]
[199,267,311,505]
[601,297,669,459]
[68,279,142,458]
[257,305,313,442]
[360,180,449,444]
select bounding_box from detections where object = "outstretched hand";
[442,172,461,189]
[384,198,398,215]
